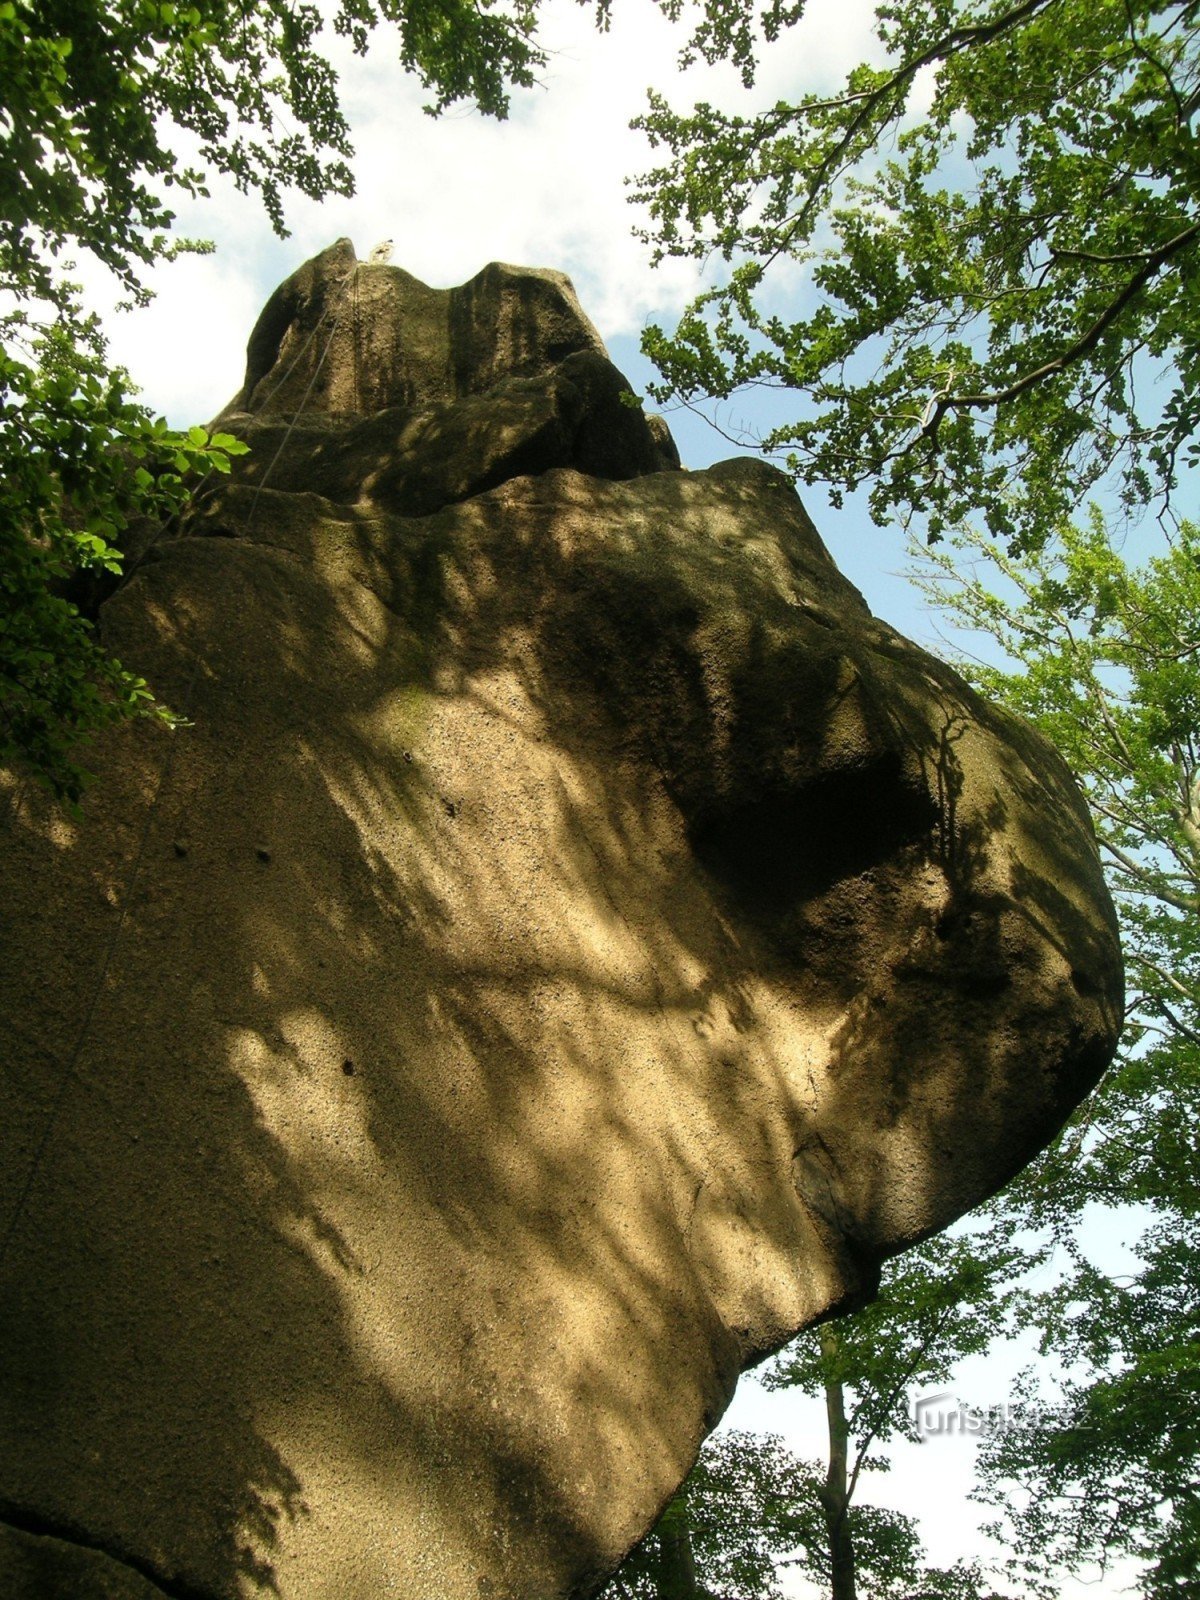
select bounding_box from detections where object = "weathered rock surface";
[0,242,1122,1600]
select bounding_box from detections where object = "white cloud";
[85,0,881,425]
[74,249,261,424]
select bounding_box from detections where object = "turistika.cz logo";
[911,1390,1032,1441]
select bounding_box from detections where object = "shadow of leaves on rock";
[0,453,1122,1600]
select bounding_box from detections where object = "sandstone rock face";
[0,243,1122,1600]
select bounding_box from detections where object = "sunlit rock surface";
[0,241,1122,1600]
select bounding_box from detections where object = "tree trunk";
[656,1491,701,1600]
[818,1326,857,1600]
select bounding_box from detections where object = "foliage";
[975,1224,1200,1600]
[603,1426,1008,1600]
[0,0,558,798]
[0,313,247,801]
[631,2,1200,1587]
[763,1230,1029,1448]
[604,1434,807,1600]
[758,1230,1025,1600]
[913,518,1200,1599]
[634,0,1200,551]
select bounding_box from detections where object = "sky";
[75,1,1142,1592]
[83,0,878,411]
[78,0,925,633]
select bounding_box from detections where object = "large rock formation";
[0,241,1122,1600]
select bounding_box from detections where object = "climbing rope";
[124,262,357,583]
[242,266,356,537]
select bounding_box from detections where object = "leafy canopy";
[635,0,1200,550]
[1,0,549,315]
[604,1430,982,1600]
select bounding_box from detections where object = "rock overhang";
[0,241,1122,1600]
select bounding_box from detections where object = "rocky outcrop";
[0,242,1122,1600]
[209,240,678,516]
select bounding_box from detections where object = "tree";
[3,0,549,315]
[603,1233,1024,1600]
[757,1231,1024,1600]
[605,1434,815,1600]
[628,4,1200,1588]
[629,0,1200,1585]
[634,0,1200,553]
[605,1430,953,1600]
[912,516,1200,1600]
[0,0,548,799]
[0,308,256,800]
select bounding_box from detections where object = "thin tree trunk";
[818,1326,857,1600]
[656,1491,701,1600]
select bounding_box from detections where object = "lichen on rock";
[0,241,1122,1600]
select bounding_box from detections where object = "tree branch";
[922,220,1200,438]
[845,1306,957,1506]
[764,0,1064,267]
[1155,997,1200,1046]
[1099,831,1200,910]
[1129,951,1200,1008]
